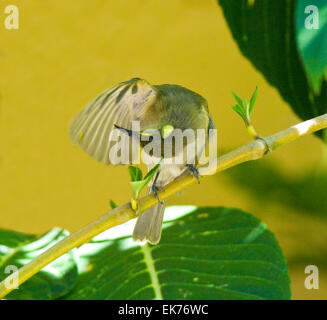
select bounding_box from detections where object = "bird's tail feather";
[133,165,182,244]
[132,200,165,245]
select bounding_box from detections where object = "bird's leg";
[151,171,164,204]
[186,164,201,184]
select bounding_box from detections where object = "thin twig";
[0,113,326,299]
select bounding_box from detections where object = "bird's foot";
[187,164,201,184]
[152,184,164,204]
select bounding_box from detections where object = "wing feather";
[69,78,157,165]
[87,99,117,156]
[95,102,122,163]
[82,97,114,154]
[99,101,132,164]
[94,86,131,162]
[86,89,123,151]
[70,88,111,137]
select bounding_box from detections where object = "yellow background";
[0,0,326,299]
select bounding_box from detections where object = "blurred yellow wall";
[0,0,326,299]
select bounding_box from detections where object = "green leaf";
[110,200,118,209]
[143,162,161,181]
[0,228,78,299]
[249,86,258,115]
[128,166,142,182]
[232,88,258,126]
[295,0,327,94]
[64,206,291,300]
[232,91,244,107]
[232,105,247,124]
[217,0,327,137]
[242,98,249,110]
[129,162,161,199]
[130,180,146,199]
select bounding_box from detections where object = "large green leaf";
[0,228,78,299]
[296,0,327,94]
[217,0,327,131]
[64,206,290,300]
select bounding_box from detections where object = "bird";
[69,77,215,244]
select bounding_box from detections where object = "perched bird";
[69,78,215,244]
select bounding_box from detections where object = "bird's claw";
[187,164,201,184]
[152,184,164,204]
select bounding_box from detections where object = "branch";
[1,113,327,299]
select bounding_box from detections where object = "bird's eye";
[161,124,174,139]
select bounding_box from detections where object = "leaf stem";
[1,113,327,299]
[246,123,260,139]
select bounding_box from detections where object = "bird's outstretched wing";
[69,78,157,164]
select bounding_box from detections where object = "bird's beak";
[114,124,134,137]
[114,124,140,138]
[114,124,156,141]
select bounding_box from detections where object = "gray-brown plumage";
[69,78,215,244]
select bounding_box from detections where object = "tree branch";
[1,113,327,299]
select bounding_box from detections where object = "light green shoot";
[128,161,161,210]
[232,86,259,139]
